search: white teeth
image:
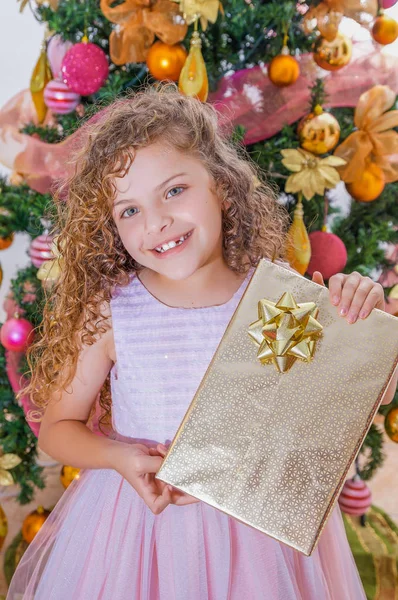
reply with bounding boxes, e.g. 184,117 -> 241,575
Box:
155,232 -> 190,253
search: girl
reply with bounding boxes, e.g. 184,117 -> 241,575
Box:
8,84 -> 396,600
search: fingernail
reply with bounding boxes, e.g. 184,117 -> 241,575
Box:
332,296 -> 340,305
340,306 -> 348,316
347,312 -> 357,324
359,310 -> 368,319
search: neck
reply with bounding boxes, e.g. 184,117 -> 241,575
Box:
139,256 -> 248,309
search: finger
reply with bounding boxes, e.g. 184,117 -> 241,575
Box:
346,278 -> 374,323
134,455 -> 163,475
357,283 -> 385,319
146,484 -> 173,515
312,271 -> 325,287
172,492 -> 200,506
149,448 -> 161,456
339,272 -> 362,317
156,444 -> 169,458
328,273 -> 346,306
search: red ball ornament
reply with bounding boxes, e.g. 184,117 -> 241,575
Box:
61,42 -> 109,96
44,79 -> 80,115
381,0 -> 398,6
338,477 -> 372,516
306,230 -> 347,280
29,233 -> 54,268
0,317 -> 34,352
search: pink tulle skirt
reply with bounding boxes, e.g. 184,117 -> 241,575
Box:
7,443 -> 366,600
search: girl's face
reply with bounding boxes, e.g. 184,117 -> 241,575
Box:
112,141 -> 224,281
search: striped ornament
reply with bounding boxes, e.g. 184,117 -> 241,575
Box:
29,234 -> 54,268
43,79 -> 80,115
338,477 -> 372,516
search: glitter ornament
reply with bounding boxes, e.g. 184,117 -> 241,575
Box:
0,316 -> 34,352
44,79 -> 80,114
61,40 -> 109,96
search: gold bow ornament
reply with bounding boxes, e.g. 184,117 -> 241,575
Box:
334,85 -> 398,184
100,0 -> 188,65
304,0 -> 377,41
281,148 -> 346,201
248,292 -> 323,374
172,0 -> 221,30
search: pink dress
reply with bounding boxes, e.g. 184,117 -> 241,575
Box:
7,272 -> 366,599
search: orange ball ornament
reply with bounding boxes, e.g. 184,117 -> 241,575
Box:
60,465 -> 81,488
297,105 -> 340,154
372,14 -> 398,45
22,506 -> 51,544
313,33 -> 352,71
346,163 -> 385,202
268,48 -> 300,88
146,41 -> 187,82
0,234 -> 14,251
384,406 -> 398,443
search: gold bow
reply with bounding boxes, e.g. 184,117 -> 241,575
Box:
0,452 -> 22,486
100,0 -> 188,65
334,85 -> 398,184
304,0 -> 377,41
172,0 -> 221,30
248,292 -> 323,373
281,148 -> 346,201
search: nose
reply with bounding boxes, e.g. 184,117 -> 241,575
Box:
144,209 -> 173,236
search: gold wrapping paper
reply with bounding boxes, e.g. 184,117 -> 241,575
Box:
156,259 -> 398,556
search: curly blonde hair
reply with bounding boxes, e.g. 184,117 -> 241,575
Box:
21,83 -> 288,431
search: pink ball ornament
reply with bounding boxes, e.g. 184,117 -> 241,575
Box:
306,231 -> 348,280
0,317 -> 34,352
29,233 -> 54,268
47,34 -> 73,79
61,42 -> 109,96
338,477 -> 372,516
44,80 -> 80,115
380,0 -> 398,8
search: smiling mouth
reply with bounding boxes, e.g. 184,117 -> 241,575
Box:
153,230 -> 193,254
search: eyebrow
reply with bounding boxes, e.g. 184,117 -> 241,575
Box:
113,173 -> 188,207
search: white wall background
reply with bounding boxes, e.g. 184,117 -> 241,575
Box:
0,1 -> 398,324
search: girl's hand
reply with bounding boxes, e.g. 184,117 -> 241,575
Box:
116,443 -> 173,515
149,444 -> 200,506
312,271 -> 385,324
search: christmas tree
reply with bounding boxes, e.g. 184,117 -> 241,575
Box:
0,0 -> 397,582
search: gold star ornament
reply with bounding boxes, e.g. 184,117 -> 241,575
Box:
248,292 -> 323,373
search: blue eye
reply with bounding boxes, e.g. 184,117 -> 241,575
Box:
166,186 -> 184,199
121,206 -> 139,218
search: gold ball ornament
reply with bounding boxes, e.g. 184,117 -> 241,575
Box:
384,406 -> 398,443
146,42 -> 188,82
0,234 -> 14,251
268,47 -> 300,88
60,465 -> 81,489
372,14 -> 398,45
22,506 -> 51,544
297,105 -> 340,155
0,504 -> 7,552
313,33 -> 352,71
346,163 -> 385,202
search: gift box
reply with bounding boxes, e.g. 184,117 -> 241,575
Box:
156,259 -> 398,556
